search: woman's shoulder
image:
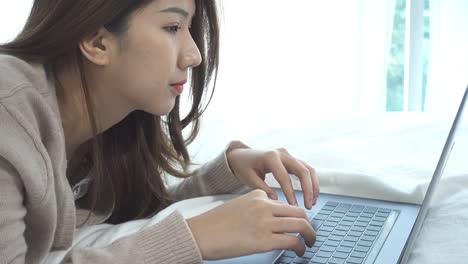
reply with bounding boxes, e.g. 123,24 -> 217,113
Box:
0,54 -> 50,99
0,54 -> 64,163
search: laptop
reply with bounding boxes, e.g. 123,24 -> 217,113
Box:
205,86 -> 467,264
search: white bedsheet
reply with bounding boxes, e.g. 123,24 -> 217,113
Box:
47,113 -> 468,263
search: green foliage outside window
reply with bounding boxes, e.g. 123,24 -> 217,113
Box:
386,0 -> 430,111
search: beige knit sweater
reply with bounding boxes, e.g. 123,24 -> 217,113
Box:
0,54 -> 247,264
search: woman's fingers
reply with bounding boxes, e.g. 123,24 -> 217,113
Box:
270,234 -> 306,256
278,150 -> 315,209
271,217 -> 316,247
270,197 -> 316,244
300,160 -> 320,205
271,202 -> 308,219
264,150 -> 297,205
244,170 -> 278,199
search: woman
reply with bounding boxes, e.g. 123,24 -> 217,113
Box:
0,0 -> 319,263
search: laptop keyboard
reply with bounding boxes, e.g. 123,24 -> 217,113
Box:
274,201 -> 393,264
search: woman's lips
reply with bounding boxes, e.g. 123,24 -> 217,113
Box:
171,80 -> 187,94
171,84 -> 184,94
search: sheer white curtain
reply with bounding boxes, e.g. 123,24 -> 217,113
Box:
199,0 -> 395,124
2,1 -> 397,121
425,0 -> 468,113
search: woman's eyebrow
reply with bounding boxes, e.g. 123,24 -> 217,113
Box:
159,7 -> 190,18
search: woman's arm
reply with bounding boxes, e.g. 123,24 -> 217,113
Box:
0,157 -> 203,264
167,141 -> 251,201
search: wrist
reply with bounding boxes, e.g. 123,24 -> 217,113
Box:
187,215 -> 212,260
225,140 -> 250,172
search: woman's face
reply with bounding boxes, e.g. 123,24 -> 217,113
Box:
104,0 -> 202,116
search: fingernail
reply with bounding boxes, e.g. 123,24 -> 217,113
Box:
309,198 -> 315,207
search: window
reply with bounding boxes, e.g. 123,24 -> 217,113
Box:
386,0 -> 431,111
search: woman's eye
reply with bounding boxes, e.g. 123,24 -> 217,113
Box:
164,25 -> 182,33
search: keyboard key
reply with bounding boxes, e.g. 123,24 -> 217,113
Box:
316,236 -> 327,242
367,225 -> 381,232
348,231 -> 362,237
347,256 -> 364,264
303,252 -> 315,258
315,241 -> 324,247
354,245 -> 370,252
351,226 -> 365,232
320,209 -> 334,215
332,230 -> 347,236
323,206 -> 337,212
357,217 -> 371,223
328,216 -> 341,222
335,204 -> 351,213
320,245 -> 336,252
341,240 -> 355,247
333,251 -> 349,259
324,221 -> 338,227
331,212 -> 345,218
344,235 -> 359,242
293,257 -> 311,264
324,239 -> 340,247
320,225 -> 334,232
354,221 -> 368,227
336,225 -> 351,232
336,246 -> 353,253
283,250 -> 297,257
326,201 -> 339,207
373,216 -> 387,222
310,255 -> 329,264
363,230 -> 379,236
360,212 -> 374,218
346,212 -> 360,218
375,212 -> 390,218
378,208 -> 391,213
363,207 -> 378,214
328,235 -> 345,241
340,220 -> 354,226
343,216 -> 357,222
361,235 -> 376,242
317,230 -> 331,237
369,221 -> 384,227
351,251 -> 367,258
312,220 -> 324,230
357,240 -> 373,247
349,205 -> 365,213
329,257 -> 346,264
314,214 -> 328,221
308,246 -> 320,253
316,250 -> 333,258
278,256 -> 294,263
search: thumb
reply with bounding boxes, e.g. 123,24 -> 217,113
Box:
243,171 -> 277,200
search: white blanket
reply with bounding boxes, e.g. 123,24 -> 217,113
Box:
48,113 -> 468,263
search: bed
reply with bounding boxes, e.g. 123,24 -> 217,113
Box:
47,113 -> 468,263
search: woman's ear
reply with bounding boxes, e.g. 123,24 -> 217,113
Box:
79,27 -> 115,66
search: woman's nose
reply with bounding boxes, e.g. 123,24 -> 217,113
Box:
178,35 -> 202,70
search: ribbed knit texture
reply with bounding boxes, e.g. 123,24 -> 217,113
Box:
0,54 -> 248,263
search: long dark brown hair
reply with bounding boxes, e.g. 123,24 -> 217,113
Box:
0,0 -> 219,225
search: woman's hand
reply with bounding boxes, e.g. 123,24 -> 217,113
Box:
186,190 -> 316,260
226,141 -> 319,209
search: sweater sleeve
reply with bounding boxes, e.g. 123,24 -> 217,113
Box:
62,211 -> 202,264
0,157 -> 28,264
167,141 -> 252,201
0,157 -> 203,264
